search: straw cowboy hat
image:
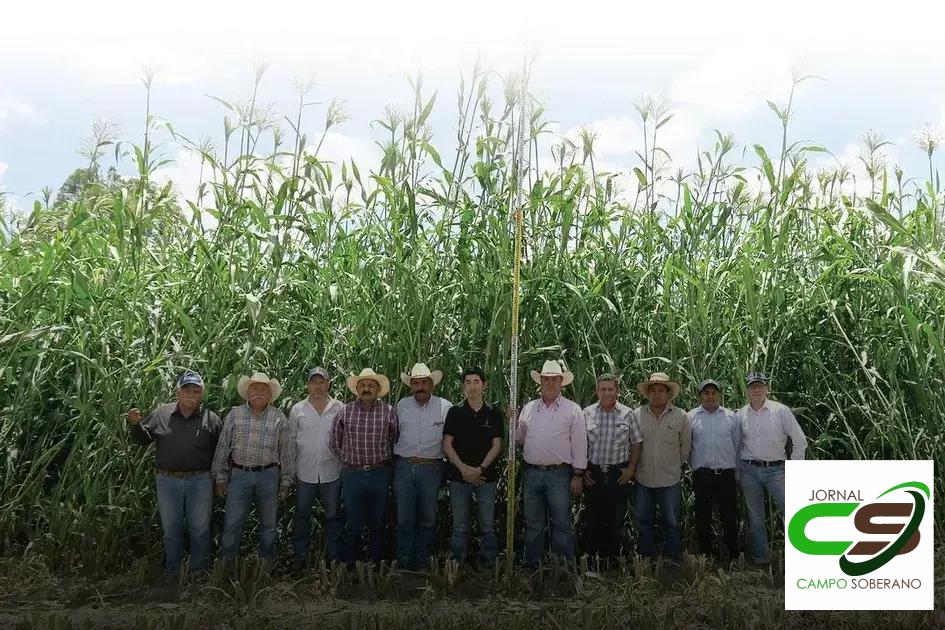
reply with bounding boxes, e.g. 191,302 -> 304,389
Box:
401,362 -> 443,387
530,359 -> 574,386
636,372 -> 680,399
237,372 -> 283,400
346,368 -> 391,397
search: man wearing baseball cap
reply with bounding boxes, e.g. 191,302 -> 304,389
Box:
737,371 -> 808,565
127,370 -> 222,579
688,378 -> 741,562
288,367 -> 345,573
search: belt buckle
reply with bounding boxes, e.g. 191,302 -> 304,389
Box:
713,468 -> 722,475
362,464 -> 373,472
600,464 -> 610,473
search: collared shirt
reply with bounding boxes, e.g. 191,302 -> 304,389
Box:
394,395 -> 453,459
131,403 -> 222,472
443,400 -> 505,482
515,395 -> 588,470
289,396 -> 343,484
329,399 -> 399,467
211,404 -> 296,487
688,405 -> 741,472
584,401 -> 643,466
738,399 -> 807,462
634,403 -> 691,488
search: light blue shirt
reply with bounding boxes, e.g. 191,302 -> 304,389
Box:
394,395 -> 453,459
688,405 -> 741,472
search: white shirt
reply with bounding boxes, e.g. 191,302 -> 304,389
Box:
737,399 -> 807,462
290,397 -> 343,484
394,395 -> 452,459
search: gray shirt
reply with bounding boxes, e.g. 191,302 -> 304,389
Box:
687,405 -> 741,473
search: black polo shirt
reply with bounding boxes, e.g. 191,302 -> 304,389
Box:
443,400 -> 504,482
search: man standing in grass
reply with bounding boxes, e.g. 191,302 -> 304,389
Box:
442,367 -> 503,567
212,372 -> 295,570
515,359 -> 587,569
738,371 -> 807,566
330,368 -> 399,565
688,378 -> 741,562
127,370 -> 222,579
632,372 -> 691,563
288,367 -> 345,574
582,373 -> 642,560
393,362 -> 452,571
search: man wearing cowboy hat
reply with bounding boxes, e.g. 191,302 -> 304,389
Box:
127,370 -> 222,578
330,368 -> 399,564
288,367 -> 345,572
393,362 -> 453,571
688,378 -> 741,562
212,372 -> 295,568
582,373 -> 643,560
632,372 -> 691,562
737,371 -> 807,565
515,359 -> 587,568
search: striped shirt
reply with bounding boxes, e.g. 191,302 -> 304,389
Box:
584,401 -> 643,466
330,399 -> 399,467
211,404 -> 296,487
737,399 -> 807,462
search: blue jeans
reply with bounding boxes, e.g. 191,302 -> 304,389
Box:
634,483 -> 682,560
154,471 -> 213,575
740,463 -> 785,563
448,480 -> 497,565
342,466 -> 392,564
292,478 -> 344,564
220,467 -> 280,562
522,466 -> 574,567
393,459 -> 443,570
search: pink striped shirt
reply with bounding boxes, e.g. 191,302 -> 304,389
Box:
515,395 -> 588,470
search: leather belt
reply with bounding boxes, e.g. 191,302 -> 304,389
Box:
589,461 -> 629,474
232,462 -> 278,472
397,456 -> 443,465
154,468 -> 208,478
343,461 -> 389,472
524,462 -> 569,471
742,459 -> 783,468
697,467 -> 734,475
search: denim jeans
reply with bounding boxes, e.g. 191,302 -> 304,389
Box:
220,467 -> 280,562
154,471 -> 214,575
740,462 -> 785,563
393,459 -> 443,570
634,482 -> 682,560
342,466 -> 392,564
292,477 -> 345,565
448,480 -> 497,565
522,466 -> 574,567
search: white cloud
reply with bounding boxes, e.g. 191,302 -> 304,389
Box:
0,161 -> 7,183
0,98 -> 41,129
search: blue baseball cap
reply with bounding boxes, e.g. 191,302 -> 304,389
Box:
177,371 -> 204,388
746,371 -> 770,385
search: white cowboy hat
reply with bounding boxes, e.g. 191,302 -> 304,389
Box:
401,362 -> 443,387
530,359 -> 574,386
346,368 -> 391,397
237,372 -> 283,400
636,372 -> 680,400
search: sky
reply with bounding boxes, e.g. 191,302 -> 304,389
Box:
2,0 -> 945,209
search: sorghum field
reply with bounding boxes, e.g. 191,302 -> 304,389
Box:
0,66 -> 943,628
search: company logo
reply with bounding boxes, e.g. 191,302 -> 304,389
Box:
788,481 -> 928,576
784,461 -> 933,611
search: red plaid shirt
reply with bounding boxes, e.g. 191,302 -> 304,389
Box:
330,399 -> 399,466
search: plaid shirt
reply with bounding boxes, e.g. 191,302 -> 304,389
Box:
330,399 -> 399,467
211,404 -> 296,487
584,401 -> 644,466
